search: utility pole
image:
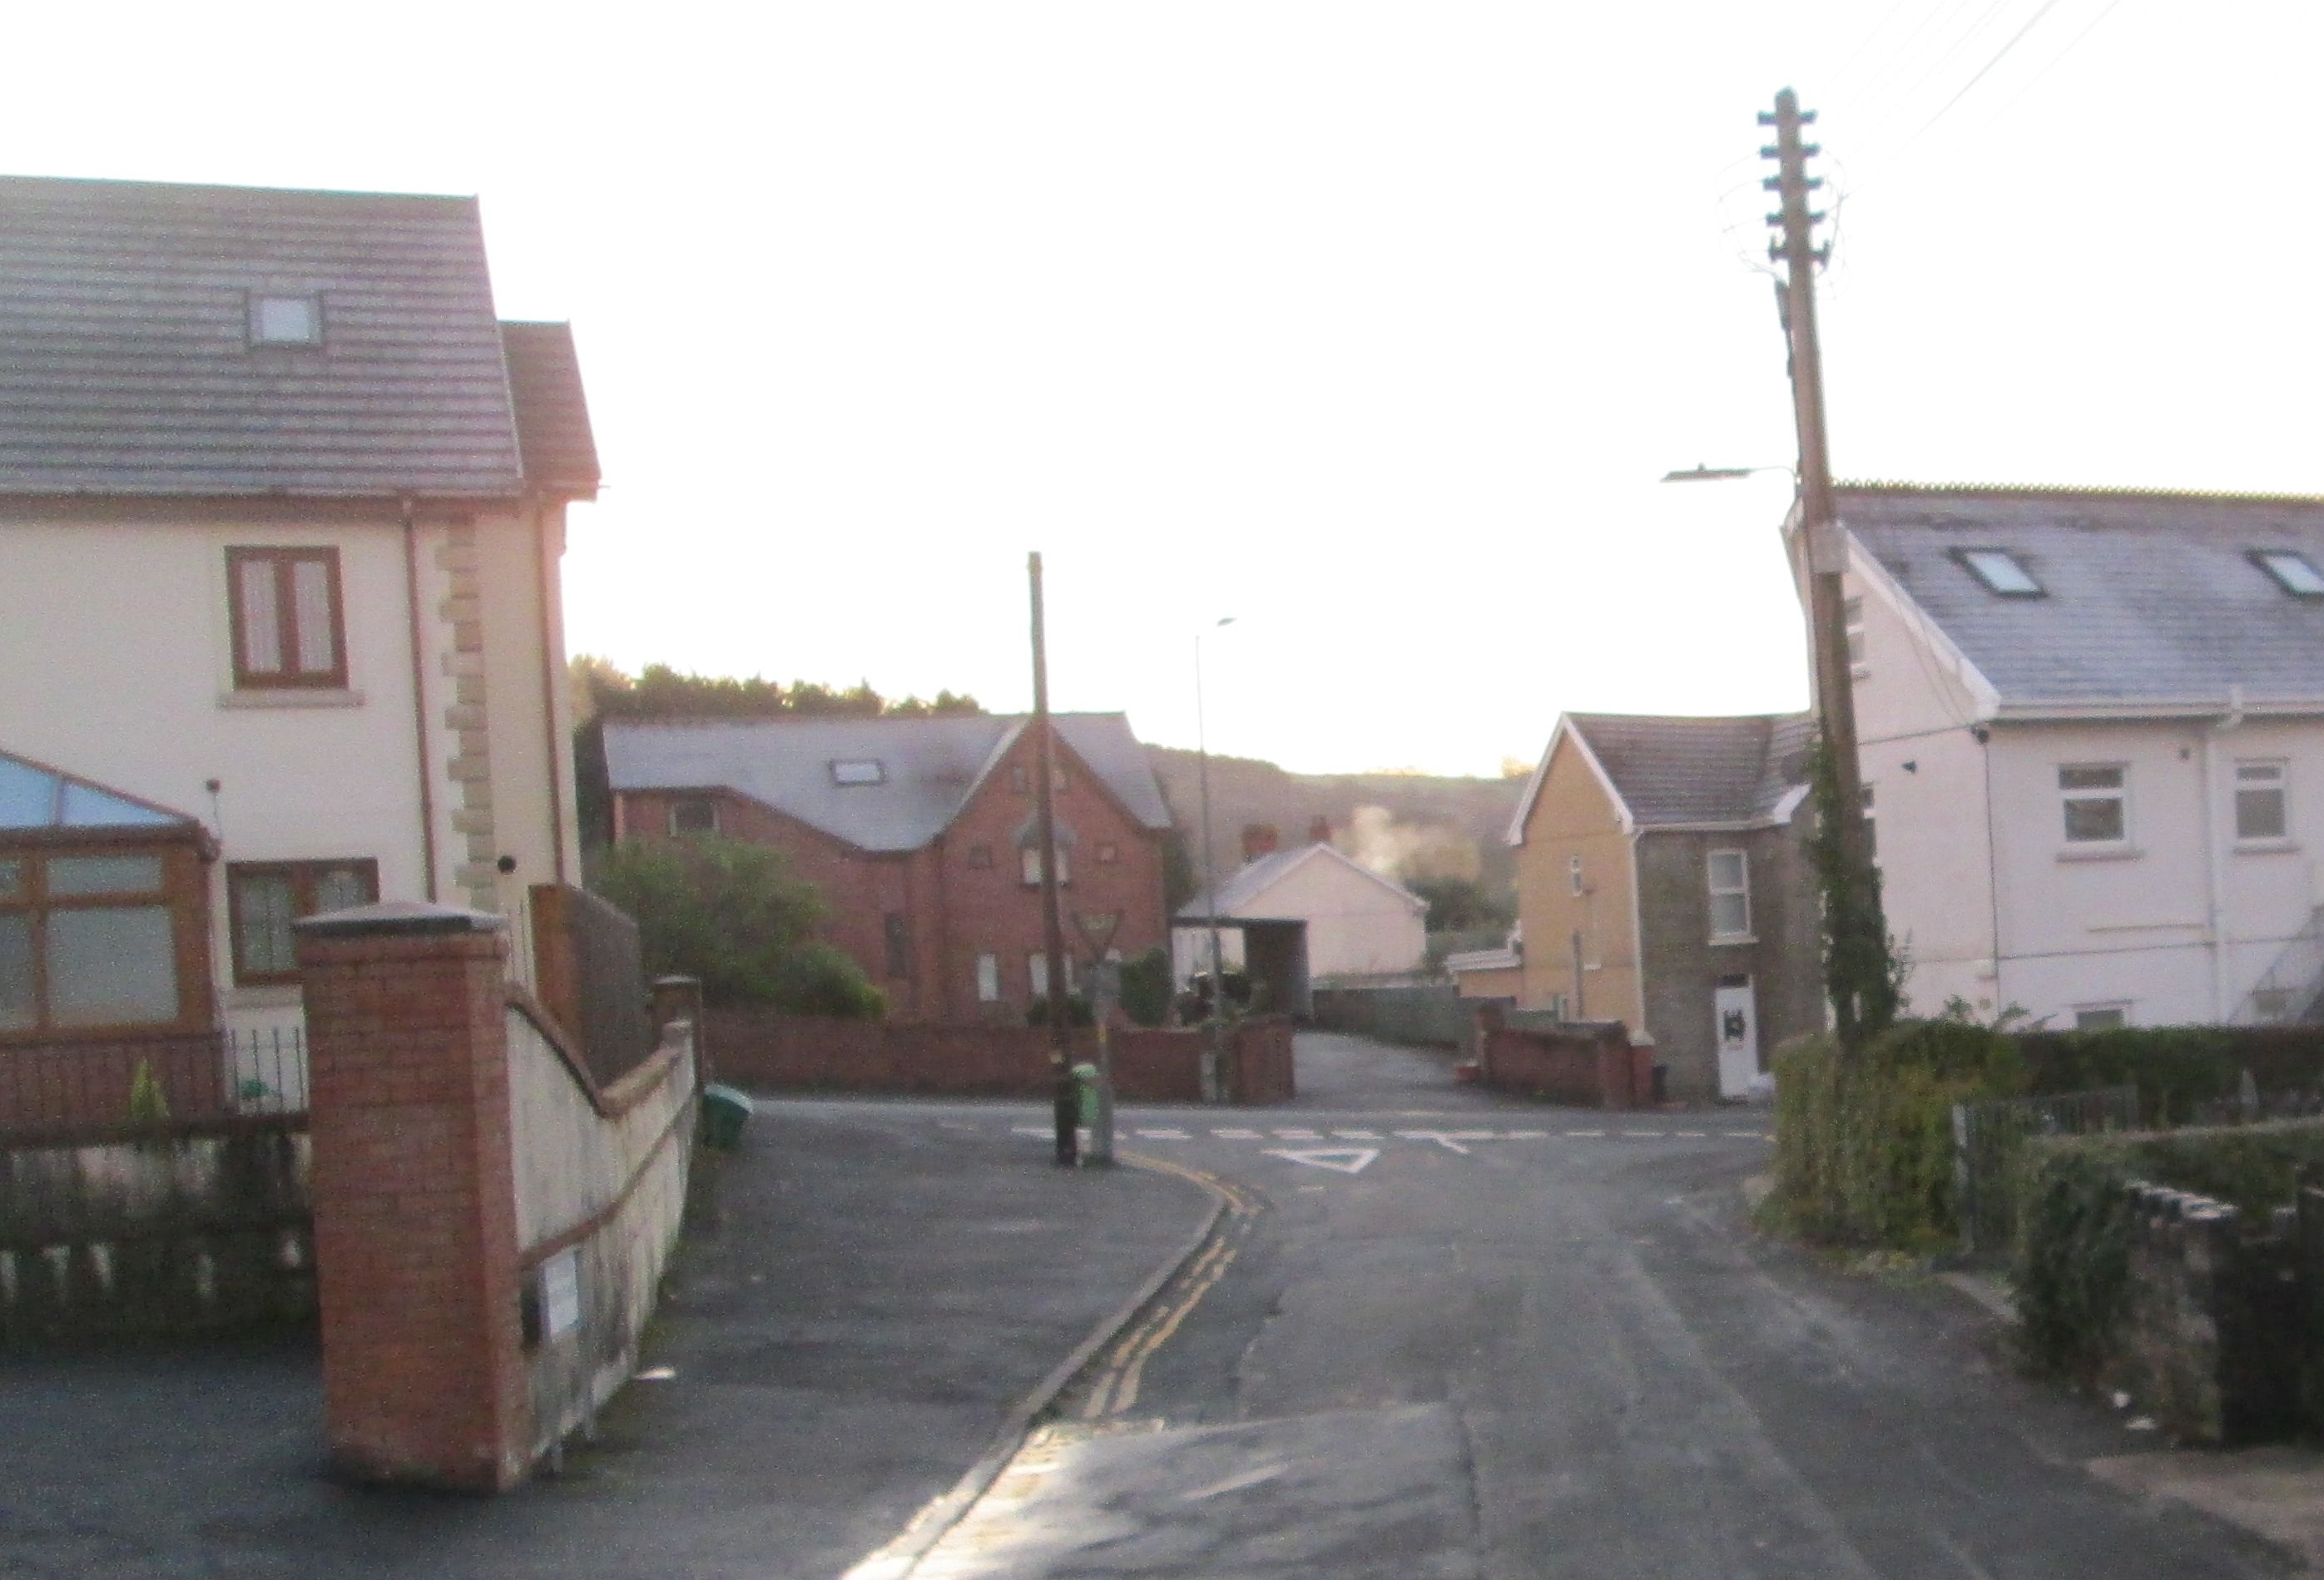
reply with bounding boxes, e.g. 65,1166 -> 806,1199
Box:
1029,552 -> 1076,1165
1762,87 -> 1885,1043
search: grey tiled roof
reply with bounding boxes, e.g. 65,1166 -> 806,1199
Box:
1566,712 -> 1814,827
602,714 -> 1173,853
501,322 -> 600,498
0,174 -> 592,499
1177,841 -> 1426,922
1837,484 -> 2324,707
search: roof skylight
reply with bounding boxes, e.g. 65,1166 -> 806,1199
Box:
1955,548 -> 2043,597
829,759 -> 885,785
2252,549 -> 2324,598
249,293 -> 322,347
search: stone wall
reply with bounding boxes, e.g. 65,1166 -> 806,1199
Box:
2108,1181 -> 2301,1446
0,1120 -> 312,1343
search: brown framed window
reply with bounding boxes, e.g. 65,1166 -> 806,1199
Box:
669,795 -> 719,837
0,840 -> 210,1036
228,859 -> 379,984
227,547 -> 347,690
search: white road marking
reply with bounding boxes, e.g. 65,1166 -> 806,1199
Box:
1134,1127 -> 1191,1140
1212,1127 -> 1263,1140
1676,1130 -> 1707,1138
1622,1129 -> 1661,1138
1565,1129 -> 1604,1137
1505,1130 -> 1549,1139
1331,1129 -> 1382,1140
1263,1147 -> 1379,1175
1394,1129 -> 1497,1155
1272,1127 -> 1324,1140
1010,1126 -> 1051,1137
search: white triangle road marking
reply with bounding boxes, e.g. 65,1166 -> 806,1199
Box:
1262,1147 -> 1380,1176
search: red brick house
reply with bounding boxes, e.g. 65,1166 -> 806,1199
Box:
601,714 -> 1173,1020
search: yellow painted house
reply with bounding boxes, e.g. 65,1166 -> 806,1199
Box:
1500,712 -> 1825,1101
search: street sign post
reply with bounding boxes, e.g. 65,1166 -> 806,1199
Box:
1086,956 -> 1122,1166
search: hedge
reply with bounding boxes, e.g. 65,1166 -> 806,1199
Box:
2014,1024 -> 2324,1124
1771,1018 -> 2025,1249
2015,1117 -> 2324,1379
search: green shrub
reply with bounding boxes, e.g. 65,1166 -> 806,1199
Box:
2014,1117 -> 2324,1379
2018,1026 -> 2240,1124
1772,1018 -> 2024,1249
767,942 -> 886,1019
1118,947 -> 1172,1028
128,1061 -> 170,1125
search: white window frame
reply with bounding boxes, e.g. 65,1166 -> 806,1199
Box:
1021,842 -> 1070,886
2059,764 -> 2129,848
1843,594 -> 1868,678
1956,547 -> 2044,597
2252,549 -> 2324,599
2233,760 -> 2290,845
249,292 -> 323,347
1707,849 -> 1752,942
2072,1003 -> 2129,1031
975,953 -> 1000,1003
1027,951 -> 1078,998
1568,855 -> 1583,897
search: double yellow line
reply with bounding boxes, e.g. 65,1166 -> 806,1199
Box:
1079,1155 -> 1261,1420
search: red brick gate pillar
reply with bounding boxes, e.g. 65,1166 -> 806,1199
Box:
295,900 -> 529,1492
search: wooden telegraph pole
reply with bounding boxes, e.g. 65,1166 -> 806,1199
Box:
1028,552 -> 1077,1165
1762,87 -> 1886,1043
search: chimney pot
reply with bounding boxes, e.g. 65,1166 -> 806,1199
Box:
1308,816 -> 1333,846
1241,823 -> 1279,862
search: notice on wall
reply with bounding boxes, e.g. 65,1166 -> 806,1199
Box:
541,1248 -> 582,1341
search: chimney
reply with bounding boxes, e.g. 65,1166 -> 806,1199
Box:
1308,816 -> 1333,847
1241,823 -> 1279,863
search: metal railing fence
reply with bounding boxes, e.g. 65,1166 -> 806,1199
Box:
1953,1084 -> 2139,1257
0,1026 -> 306,1141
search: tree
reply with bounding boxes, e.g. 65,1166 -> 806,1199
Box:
587,836 -> 885,1017
1406,874 -> 1515,934
573,658 -> 984,724
1808,731 -> 1904,1048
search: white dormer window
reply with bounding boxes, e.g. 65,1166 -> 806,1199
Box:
1955,548 -> 2042,597
830,759 -> 885,785
250,293 -> 322,347
2252,549 -> 2324,598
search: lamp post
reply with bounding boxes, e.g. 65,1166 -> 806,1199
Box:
1193,616 -> 1235,1103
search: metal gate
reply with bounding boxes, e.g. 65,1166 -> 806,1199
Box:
1952,1085 -> 2139,1256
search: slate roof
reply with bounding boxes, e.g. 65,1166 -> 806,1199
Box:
0,174 -> 595,499
601,714 -> 1172,854
1560,712 -> 1814,830
1836,484 -> 2324,709
500,322 -> 601,498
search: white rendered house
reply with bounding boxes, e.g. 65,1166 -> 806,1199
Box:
1176,838 -> 1430,989
0,176 -> 597,1117
1800,484 -> 2324,1030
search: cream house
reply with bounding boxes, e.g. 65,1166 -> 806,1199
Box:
0,176 -> 597,1118
1809,484 -> 2324,1029
1175,834 -> 1429,996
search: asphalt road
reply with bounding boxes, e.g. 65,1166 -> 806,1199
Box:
894,1033 -> 2292,1579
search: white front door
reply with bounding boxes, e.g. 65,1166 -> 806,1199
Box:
1714,978 -> 1759,1099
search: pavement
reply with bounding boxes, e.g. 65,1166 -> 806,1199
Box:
0,1092 -> 1217,1579
8,1028 -> 2324,1578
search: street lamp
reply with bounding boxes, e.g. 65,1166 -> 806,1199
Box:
1193,616 -> 1235,1102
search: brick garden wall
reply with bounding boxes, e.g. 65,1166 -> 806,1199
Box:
705,1007 -> 1294,1104
1473,1004 -> 1653,1109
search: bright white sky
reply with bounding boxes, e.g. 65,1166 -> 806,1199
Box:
10,3 -> 2320,775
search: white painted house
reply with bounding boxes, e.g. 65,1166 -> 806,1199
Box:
1806,484 -> 2324,1030
0,176 -> 597,1117
1175,839 -> 1430,987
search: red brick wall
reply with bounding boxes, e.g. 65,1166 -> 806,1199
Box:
1472,1004 -> 1646,1109
703,1008 -> 1293,1105
297,922 -> 530,1491
617,727 -> 1167,1024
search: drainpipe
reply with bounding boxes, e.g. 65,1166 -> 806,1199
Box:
2203,688 -> 2244,1021
529,493 -> 570,884
401,498 -> 439,902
